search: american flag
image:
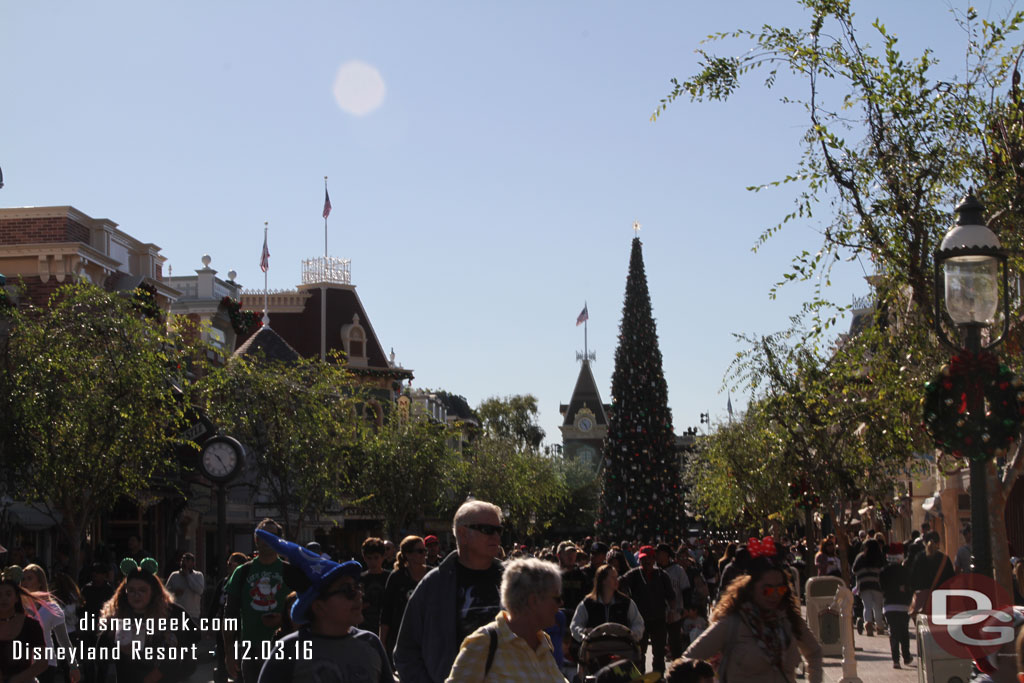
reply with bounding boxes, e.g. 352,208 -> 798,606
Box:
260,233 -> 270,273
576,303 -> 589,326
323,187 -> 332,219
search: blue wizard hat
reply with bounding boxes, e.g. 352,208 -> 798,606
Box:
255,530 -> 361,625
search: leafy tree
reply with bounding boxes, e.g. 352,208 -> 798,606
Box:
200,352 -> 360,537
352,411 -> 465,538
551,453 -> 601,535
685,402 -> 791,531
657,0 -> 1024,588
6,283 -> 194,574
597,238 -> 683,542
477,395 -> 545,451
464,395 -> 566,540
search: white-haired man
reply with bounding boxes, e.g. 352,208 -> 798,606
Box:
395,500 -> 505,683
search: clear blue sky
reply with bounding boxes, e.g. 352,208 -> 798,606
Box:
1,1 -> 1014,447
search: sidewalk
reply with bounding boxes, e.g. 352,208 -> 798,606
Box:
819,629 -> 919,683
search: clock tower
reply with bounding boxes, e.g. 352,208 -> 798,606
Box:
559,357 -> 610,468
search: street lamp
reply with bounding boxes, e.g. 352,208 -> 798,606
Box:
933,192 -> 1011,578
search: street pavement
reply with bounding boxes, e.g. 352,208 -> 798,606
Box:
819,630 -> 920,683
184,625 -> 933,682
186,634 -> 929,683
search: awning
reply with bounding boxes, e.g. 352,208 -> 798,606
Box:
5,502 -> 61,531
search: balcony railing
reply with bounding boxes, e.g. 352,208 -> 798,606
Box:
302,256 -> 351,285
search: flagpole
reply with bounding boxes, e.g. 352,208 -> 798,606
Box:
262,221 -> 269,328
584,301 -> 588,362
321,176 -> 328,362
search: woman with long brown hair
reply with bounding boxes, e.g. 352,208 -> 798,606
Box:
685,542 -> 822,683
569,563 -> 644,644
97,559 -> 194,683
379,536 -> 429,662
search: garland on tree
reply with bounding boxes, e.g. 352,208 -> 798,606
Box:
220,296 -> 263,337
788,478 -> 820,511
922,350 -> 1024,461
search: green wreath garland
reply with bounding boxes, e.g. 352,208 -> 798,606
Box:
922,351 -> 1024,461
220,296 -> 263,337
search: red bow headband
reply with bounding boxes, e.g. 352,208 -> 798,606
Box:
748,536 -> 777,559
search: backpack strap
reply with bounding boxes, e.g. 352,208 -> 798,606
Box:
483,623 -> 499,677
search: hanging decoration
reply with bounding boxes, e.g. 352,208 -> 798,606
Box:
788,478 -> 820,511
221,296 -> 263,337
922,350 -> 1024,461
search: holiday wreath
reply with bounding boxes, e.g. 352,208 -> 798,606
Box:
220,296 -> 263,337
922,350 -> 1024,460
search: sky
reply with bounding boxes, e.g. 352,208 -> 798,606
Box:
1,0 -> 1017,448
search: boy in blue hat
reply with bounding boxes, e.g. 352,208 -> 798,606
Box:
254,530 -> 392,683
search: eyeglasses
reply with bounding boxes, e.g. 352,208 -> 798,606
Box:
761,584 -> 789,598
322,583 -> 362,600
408,547 -> 427,554
125,588 -> 150,597
464,523 -> 504,536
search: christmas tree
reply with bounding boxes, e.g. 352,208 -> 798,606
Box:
596,237 -> 683,542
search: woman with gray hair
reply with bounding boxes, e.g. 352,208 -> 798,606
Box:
446,558 -> 567,682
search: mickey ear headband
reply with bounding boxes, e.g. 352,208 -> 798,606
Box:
0,565 -> 23,584
120,558 -> 159,577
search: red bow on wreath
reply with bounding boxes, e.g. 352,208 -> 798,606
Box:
748,536 -> 777,559
949,351 -> 999,378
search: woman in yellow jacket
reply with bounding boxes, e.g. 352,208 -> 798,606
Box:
447,558 -> 567,682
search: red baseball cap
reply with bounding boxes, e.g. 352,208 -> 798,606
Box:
424,535 -> 439,545
638,545 -> 656,559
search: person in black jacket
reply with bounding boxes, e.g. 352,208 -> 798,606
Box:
569,564 -> 645,644
622,545 -> 675,673
879,543 -> 913,669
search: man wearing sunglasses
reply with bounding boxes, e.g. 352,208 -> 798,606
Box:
395,500 -> 505,683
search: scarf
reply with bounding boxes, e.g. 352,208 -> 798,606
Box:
738,601 -> 791,670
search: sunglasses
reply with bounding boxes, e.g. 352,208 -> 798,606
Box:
464,523 -> 504,536
322,583 -> 362,600
761,584 -> 789,598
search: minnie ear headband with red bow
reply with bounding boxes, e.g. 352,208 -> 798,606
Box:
747,536 -> 777,560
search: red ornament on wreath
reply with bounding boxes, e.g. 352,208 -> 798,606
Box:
923,350 -> 1024,461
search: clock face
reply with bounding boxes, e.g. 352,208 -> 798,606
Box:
201,439 -> 241,480
578,417 -> 593,432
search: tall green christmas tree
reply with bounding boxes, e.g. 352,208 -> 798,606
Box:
596,236 -> 683,542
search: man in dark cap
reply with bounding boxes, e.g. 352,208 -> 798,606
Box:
656,543 -> 690,658
583,542 -> 609,589
623,545 -> 675,673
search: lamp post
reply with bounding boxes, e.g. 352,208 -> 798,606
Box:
933,192 -> 1011,578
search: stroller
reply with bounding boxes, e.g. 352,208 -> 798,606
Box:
577,622 -> 643,677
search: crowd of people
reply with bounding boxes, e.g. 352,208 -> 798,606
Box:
3,511 -> 1024,682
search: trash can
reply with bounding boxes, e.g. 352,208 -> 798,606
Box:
805,576 -> 845,656
915,614 -> 971,683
